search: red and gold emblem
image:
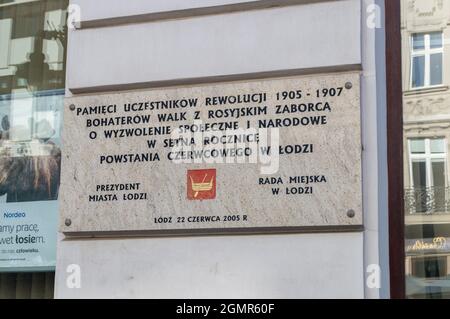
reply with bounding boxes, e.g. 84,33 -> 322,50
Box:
187,169 -> 216,200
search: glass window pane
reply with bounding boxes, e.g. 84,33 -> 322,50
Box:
430,32 -> 443,49
432,161 -> 446,211
412,161 -> 427,213
410,139 -> 426,154
412,257 -> 447,279
412,55 -> 425,87
430,53 -> 443,86
402,1 -> 450,301
0,0 -> 67,285
413,33 -> 425,50
412,161 -> 427,188
432,161 -> 445,188
431,139 -> 446,153
12,3 -> 41,39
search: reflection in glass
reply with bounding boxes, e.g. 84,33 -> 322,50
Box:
410,31 -> 443,88
430,53 -> 443,86
0,92 -> 63,202
412,55 -> 425,88
410,139 -> 426,154
402,0 -> 450,299
430,32 -> 443,49
413,33 -> 425,50
0,0 -> 67,203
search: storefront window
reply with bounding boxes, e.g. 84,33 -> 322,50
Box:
0,0 -> 68,298
402,0 -> 450,299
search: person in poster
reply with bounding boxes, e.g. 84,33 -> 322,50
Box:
0,114 -> 61,203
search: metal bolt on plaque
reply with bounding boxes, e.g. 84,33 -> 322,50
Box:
345,82 -> 353,90
69,104 -> 76,111
65,218 -> 72,227
347,209 -> 356,218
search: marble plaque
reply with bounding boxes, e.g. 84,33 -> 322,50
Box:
60,72 -> 362,235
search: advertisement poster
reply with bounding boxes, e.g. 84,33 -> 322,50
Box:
0,91 -> 62,271
0,202 -> 58,270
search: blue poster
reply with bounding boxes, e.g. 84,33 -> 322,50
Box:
0,91 -> 63,271
0,201 -> 58,271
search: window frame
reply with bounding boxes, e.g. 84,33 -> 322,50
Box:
408,138 -> 448,189
410,32 -> 444,89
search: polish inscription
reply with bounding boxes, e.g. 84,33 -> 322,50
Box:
60,72 -> 362,234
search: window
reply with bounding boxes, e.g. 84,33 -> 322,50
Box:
408,138 -> 447,213
411,32 -> 444,88
0,0 -> 68,299
412,256 -> 448,280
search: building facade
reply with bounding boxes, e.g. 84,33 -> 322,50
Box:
402,0 -> 450,298
0,0 -> 446,299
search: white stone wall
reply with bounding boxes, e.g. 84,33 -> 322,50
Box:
55,0 -> 389,298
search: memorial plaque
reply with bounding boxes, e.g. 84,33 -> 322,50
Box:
60,72 -> 362,235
